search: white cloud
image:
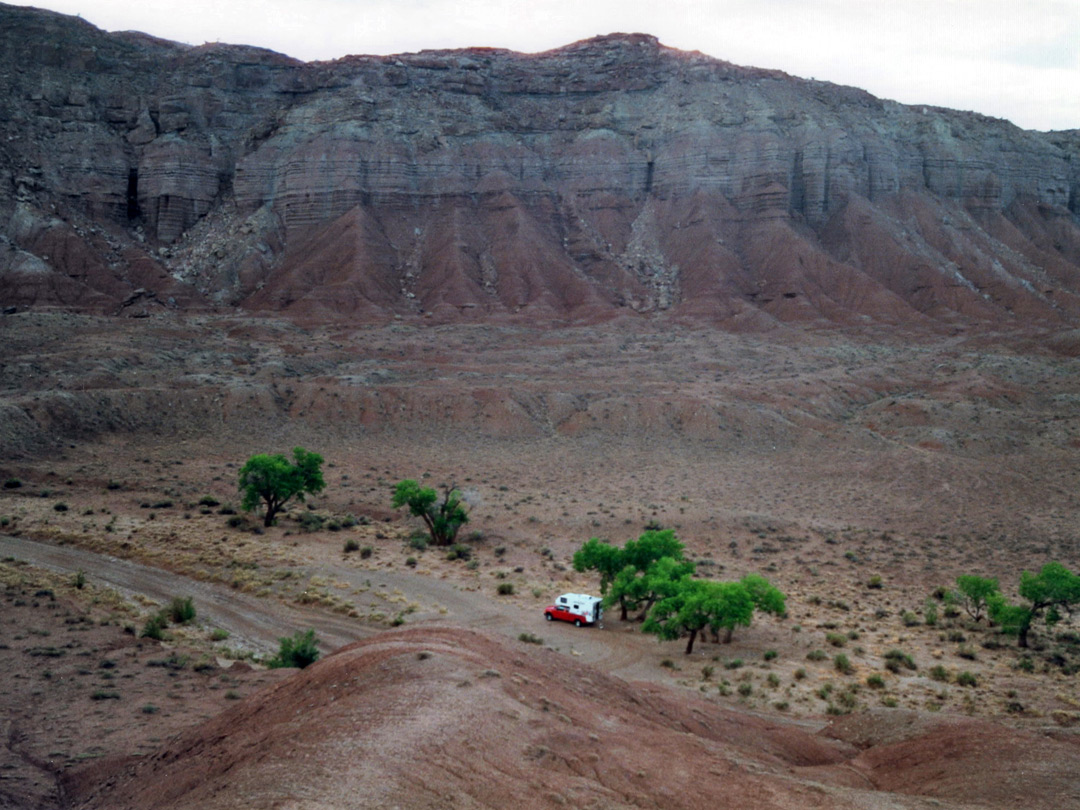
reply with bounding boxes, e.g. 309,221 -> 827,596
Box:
30,0 -> 1080,130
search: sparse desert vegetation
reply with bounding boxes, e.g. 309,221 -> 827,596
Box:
2,314 -> 1080,808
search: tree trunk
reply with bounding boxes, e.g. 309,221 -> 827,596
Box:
723,626 -> 734,644
635,598 -> 656,622
685,629 -> 698,655
619,598 -> 628,621
1018,622 -> 1030,648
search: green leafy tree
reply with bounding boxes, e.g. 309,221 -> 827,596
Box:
954,575 -> 999,622
989,562 -> 1080,648
644,579 -> 755,655
572,538 -> 625,596
605,531 -> 693,621
238,447 -> 325,527
740,573 -> 787,616
392,480 -> 468,546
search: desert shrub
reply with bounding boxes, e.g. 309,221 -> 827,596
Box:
72,570 -> 86,590
867,574 -> 883,589
53,502 -> 68,512
268,629 -> 320,669
359,546 -> 374,559
198,495 -> 221,507
210,628 -> 230,641
835,687 -> 859,710
956,671 -> 978,687
834,654 -> 854,675
408,532 -> 429,551
1016,656 -> 1035,672
724,658 -> 744,670
405,556 -> 418,568
923,600 -> 938,626
3,478 -> 22,489
825,632 -> 846,647
106,480 -> 122,490
151,500 -> 173,509
446,543 -> 471,561
929,665 -> 949,682
806,649 -> 827,661
737,682 -> 753,697
496,582 -> 515,596
948,630 -> 967,643
141,613 -> 167,640
226,515 -> 248,529
901,610 -> 920,627
957,644 -> 977,660
763,649 -> 778,661
517,632 -> 543,644
883,649 -> 917,672
493,546 -> 507,557
766,673 -> 780,688
298,512 -> 325,532
166,596 -> 196,624
343,537 -> 360,553
701,665 -> 715,680
141,704 -> 159,714
866,673 -> 885,689
90,689 -> 120,701
793,667 -> 807,681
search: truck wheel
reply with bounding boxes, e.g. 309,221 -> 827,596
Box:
574,619 -> 582,627
544,613 -> 553,621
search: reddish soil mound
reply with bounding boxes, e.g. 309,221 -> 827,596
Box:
66,627 -> 1080,810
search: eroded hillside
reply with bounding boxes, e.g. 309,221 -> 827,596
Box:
1,4 -> 1078,326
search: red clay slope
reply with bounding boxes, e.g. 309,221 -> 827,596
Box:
66,626 -> 1080,810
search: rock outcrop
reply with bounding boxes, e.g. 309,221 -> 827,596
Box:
1,3 -> 1078,326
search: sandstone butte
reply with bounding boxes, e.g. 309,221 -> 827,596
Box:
0,2 -> 1078,328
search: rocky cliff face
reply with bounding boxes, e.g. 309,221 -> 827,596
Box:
1,3 -> 1078,326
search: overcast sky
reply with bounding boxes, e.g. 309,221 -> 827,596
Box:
29,0 -> 1080,131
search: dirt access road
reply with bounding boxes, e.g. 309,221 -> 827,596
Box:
0,535 -> 659,680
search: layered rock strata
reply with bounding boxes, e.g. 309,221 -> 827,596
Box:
0,4 -> 1078,326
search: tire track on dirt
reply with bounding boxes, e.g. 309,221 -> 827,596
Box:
0,535 -> 368,654
0,535 -> 658,680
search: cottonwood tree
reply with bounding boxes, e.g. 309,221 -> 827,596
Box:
392,479 -> 468,546
954,575 -> 1000,622
644,579 -> 756,655
989,562 -> 1080,648
601,530 -> 691,620
572,538 -> 626,596
238,447 -> 325,527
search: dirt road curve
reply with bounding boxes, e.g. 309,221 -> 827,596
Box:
0,535 -> 654,678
